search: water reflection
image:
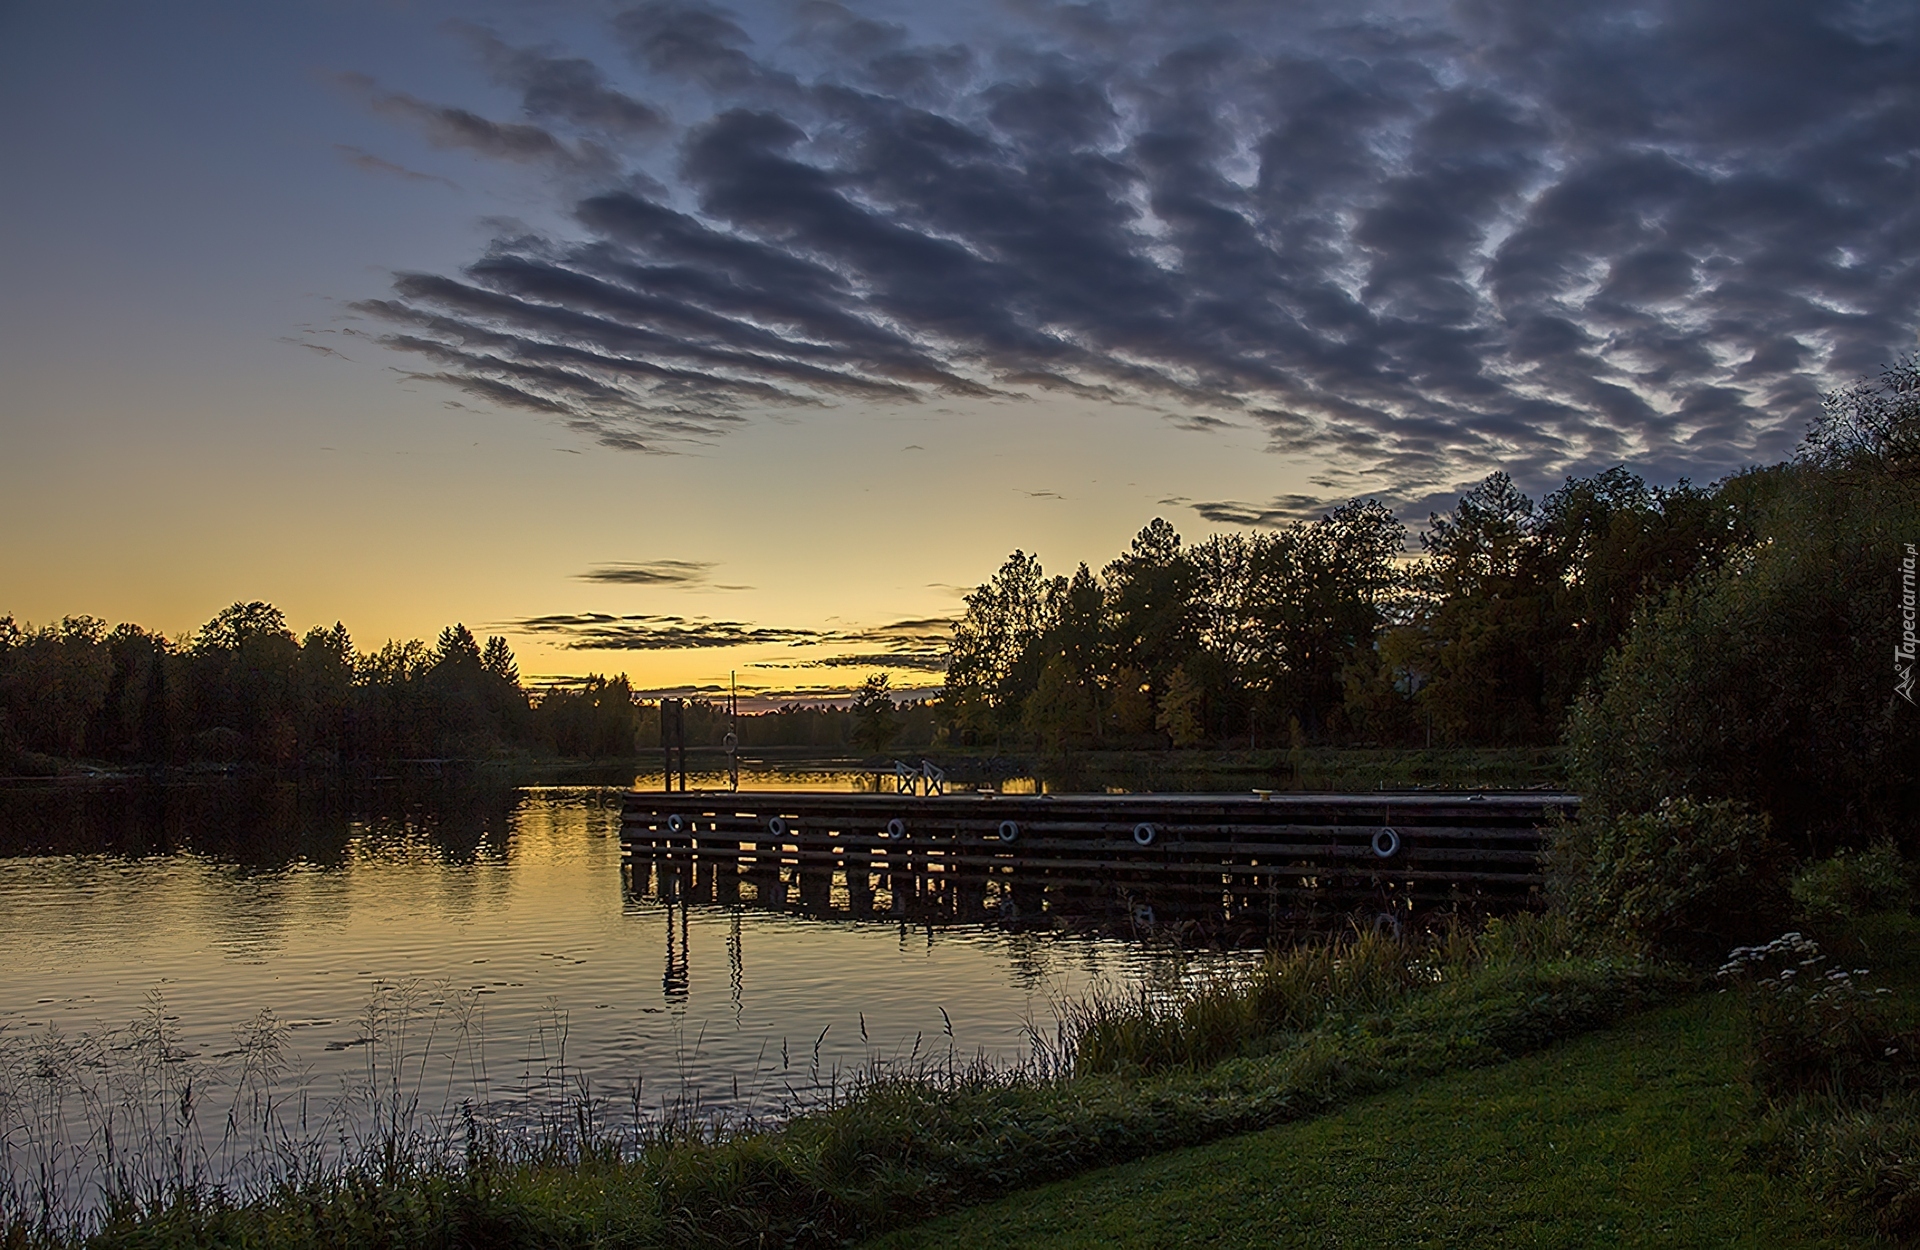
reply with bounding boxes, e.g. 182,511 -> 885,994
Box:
625,843 -> 1344,950
0,776 -> 1240,1148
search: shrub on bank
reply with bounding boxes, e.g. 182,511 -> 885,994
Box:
1548,796 -> 1788,958
1791,844 -> 1915,924
1717,932 -> 1906,1100
1565,465 -> 1920,855
1718,910 -> 1920,1242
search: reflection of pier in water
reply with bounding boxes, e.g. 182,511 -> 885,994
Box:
621,791 -> 1572,944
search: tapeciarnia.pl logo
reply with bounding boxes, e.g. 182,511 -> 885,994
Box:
1900,543 -> 1917,704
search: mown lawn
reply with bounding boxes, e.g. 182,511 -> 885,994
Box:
868,992 -> 1873,1249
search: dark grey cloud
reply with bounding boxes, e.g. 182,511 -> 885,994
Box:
334,145 -> 462,189
576,558 -> 734,585
506,610 -> 953,658
355,0 -> 1920,497
336,72 -> 615,174
455,25 -> 671,139
752,652 -> 949,671
812,652 -> 947,671
509,612 -> 823,649
1190,495 -> 1335,527
838,616 -> 955,659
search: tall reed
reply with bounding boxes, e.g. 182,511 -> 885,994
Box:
1066,925 -> 1431,1076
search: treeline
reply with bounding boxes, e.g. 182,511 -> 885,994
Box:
944,469 -> 1741,751
946,355 -> 1920,853
642,688 -> 938,755
0,602 -> 542,769
0,604 -> 931,772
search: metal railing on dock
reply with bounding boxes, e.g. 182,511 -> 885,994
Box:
619,789 -> 1574,942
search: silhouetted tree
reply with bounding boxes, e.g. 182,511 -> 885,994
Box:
851,673 -> 899,755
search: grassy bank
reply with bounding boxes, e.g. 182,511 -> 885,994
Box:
870,992 -> 1866,1248
873,909 -> 1920,1249
5,926 -> 1674,1249
23,914 -> 1910,1248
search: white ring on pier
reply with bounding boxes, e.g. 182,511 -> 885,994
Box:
667,813 -> 684,834
997,820 -> 1020,843
1133,822 -> 1158,847
886,817 -> 907,838
1372,827 -> 1402,859
1373,911 -> 1403,939
768,816 -> 788,838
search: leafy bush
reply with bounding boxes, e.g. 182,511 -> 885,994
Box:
1717,932 -> 1906,1100
1567,464 -> 1920,855
1792,844 -> 1915,924
1549,797 -> 1787,955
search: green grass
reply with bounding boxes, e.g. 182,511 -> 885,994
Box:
868,992 -> 1871,1249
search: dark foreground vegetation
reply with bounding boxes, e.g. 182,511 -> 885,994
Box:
4,363 -> 1919,1246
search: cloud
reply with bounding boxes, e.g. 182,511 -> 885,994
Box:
576,558 -> 725,585
509,612 -> 823,649
334,144 -> 462,189
769,652 -> 950,671
334,72 -> 615,174
355,0 -> 1920,492
505,610 -> 953,659
1190,495 -> 1338,527
531,674 -> 938,711
834,616 -> 955,660
454,24 -> 671,139
282,337 -> 351,360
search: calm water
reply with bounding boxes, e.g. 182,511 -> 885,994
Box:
0,775 -> 1227,1141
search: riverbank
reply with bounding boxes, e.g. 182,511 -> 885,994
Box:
877,909 -> 1920,1248
870,992 -> 1865,1248
10,921 -> 1679,1248
19,909 -> 1917,1246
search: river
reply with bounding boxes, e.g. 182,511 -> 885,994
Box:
0,770 -> 1242,1208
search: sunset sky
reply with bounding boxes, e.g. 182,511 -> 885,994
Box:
3,0 -> 1915,700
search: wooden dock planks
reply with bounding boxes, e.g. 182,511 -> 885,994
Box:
619,789 -> 1574,938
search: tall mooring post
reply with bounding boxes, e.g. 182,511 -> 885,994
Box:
660,698 -> 688,792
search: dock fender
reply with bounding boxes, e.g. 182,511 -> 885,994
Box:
667,813 -> 685,834
1132,822 -> 1159,847
997,820 -> 1020,843
768,816 -> 789,838
887,817 -> 907,838
1371,827 -> 1402,859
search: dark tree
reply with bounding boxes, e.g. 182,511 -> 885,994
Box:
851,673 -> 899,755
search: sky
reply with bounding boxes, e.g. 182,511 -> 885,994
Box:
2,0 -> 1915,701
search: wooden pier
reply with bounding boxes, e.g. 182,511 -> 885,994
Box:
620,789 -> 1574,942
